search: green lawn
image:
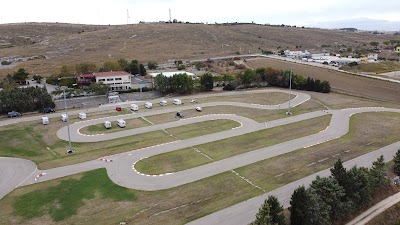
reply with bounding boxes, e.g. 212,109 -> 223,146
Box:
13,169 -> 136,222
135,115 -> 331,174
79,117 -> 151,135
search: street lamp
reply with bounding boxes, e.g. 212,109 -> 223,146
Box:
286,69 -> 293,115
61,86 -> 74,154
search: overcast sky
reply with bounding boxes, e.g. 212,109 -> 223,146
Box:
1,0 -> 400,28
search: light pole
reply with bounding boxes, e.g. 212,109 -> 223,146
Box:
62,86 -> 74,154
287,69 -> 293,115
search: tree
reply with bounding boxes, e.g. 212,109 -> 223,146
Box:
331,159 -> 348,188
153,74 -> 169,95
88,83 -> 109,95
75,62 -> 97,74
346,167 -> 372,209
139,63 -> 146,75
370,41 -> 379,49
290,186 -> 307,225
194,62 -> 204,70
12,68 -> 29,84
267,196 -> 286,225
60,64 -> 74,77
370,155 -> 387,190
147,61 -> 158,70
251,199 -> 273,225
393,149 -> 400,175
32,75 -> 43,84
103,61 -> 122,72
117,58 -> 128,70
200,73 -> 214,91
310,176 -> 350,220
177,64 -> 187,70
126,60 -> 145,75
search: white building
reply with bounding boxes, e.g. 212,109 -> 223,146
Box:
94,71 -> 132,91
284,50 -> 311,59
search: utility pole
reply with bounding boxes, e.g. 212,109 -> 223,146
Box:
62,87 -> 74,154
287,69 -> 293,115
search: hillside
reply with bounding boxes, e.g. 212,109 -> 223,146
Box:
0,22 -> 397,77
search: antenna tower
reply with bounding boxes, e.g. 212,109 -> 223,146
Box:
127,9 -> 130,24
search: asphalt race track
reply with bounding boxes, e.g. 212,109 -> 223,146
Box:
1,89 -> 399,225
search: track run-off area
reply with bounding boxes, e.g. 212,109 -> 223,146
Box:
1,88 -> 400,225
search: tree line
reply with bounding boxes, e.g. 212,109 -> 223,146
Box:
251,155 -> 393,225
0,86 -> 54,114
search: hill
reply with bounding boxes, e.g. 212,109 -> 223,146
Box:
0,22 -> 397,77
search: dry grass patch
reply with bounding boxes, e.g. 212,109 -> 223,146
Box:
135,115 -> 331,174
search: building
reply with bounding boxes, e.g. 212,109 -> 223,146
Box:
77,71 -> 132,90
284,50 -> 311,59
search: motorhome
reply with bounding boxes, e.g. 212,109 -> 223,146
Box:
130,104 -> 139,111
195,107 -> 202,112
117,119 -> 126,128
78,112 -> 87,119
160,100 -> 168,106
104,121 -> 112,129
173,99 -> 182,105
61,114 -> 68,122
42,116 -> 49,125
145,102 -> 153,109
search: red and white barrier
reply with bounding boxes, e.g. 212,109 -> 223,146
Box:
100,158 -> 113,163
34,172 -> 46,181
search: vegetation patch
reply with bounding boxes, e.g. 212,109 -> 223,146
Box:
13,169 -> 136,222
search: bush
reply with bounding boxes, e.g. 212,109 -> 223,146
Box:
348,62 -> 358,67
223,83 -> 236,91
177,64 -> 187,70
1,60 -> 11,65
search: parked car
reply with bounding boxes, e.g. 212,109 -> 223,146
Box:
7,111 -> 22,117
130,104 -> 139,111
195,107 -> 202,112
145,102 -> 153,109
43,108 -> 56,113
173,99 -> 182,105
160,100 -> 168,106
116,106 -> 122,111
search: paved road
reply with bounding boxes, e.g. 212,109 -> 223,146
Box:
0,157 -> 37,199
346,192 -> 400,225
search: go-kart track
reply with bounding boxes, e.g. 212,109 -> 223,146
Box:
1,89 -> 400,225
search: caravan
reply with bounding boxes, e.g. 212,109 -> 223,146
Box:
117,119 -> 126,128
130,104 -> 139,111
78,112 -> 87,119
145,102 -> 153,109
173,99 -> 182,105
61,114 -> 68,122
42,116 -> 49,125
104,121 -> 112,129
159,100 -> 168,106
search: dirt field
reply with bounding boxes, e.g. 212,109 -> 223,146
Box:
0,22 -> 396,77
246,58 -> 400,102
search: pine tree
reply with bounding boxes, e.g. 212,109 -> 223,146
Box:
370,155 -> 387,190
252,199 -> 273,225
330,159 -> 348,188
393,149 -> 400,175
267,196 -> 286,225
290,186 -> 307,225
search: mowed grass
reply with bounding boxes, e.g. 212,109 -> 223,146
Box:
196,92 -> 294,105
1,112 -> 399,225
135,115 -> 331,174
166,119 -> 240,139
79,117 -> 151,134
12,169 -> 136,222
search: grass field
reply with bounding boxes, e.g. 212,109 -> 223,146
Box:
135,115 -> 331,174
246,57 -> 400,103
1,112 -> 399,225
341,61 -> 400,74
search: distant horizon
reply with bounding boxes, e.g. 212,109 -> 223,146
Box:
1,0 -> 400,31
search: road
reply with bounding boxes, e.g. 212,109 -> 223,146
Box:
346,192 -> 400,225
0,89 -> 400,225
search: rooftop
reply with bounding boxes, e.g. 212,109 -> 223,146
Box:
80,71 -> 131,78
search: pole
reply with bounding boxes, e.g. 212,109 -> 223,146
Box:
63,88 -> 73,153
287,69 -> 292,115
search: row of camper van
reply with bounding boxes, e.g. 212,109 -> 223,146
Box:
130,99 -> 183,111
41,112 -> 87,125
104,119 -> 126,129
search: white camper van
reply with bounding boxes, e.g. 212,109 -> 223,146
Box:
104,121 -> 112,129
42,116 -> 49,125
195,106 -> 202,112
61,114 -> 68,122
160,100 -> 168,106
173,99 -> 182,105
78,112 -> 87,119
145,102 -> 153,109
130,104 -> 139,111
117,119 -> 126,128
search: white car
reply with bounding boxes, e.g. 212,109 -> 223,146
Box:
160,100 -> 168,106
195,107 -> 202,112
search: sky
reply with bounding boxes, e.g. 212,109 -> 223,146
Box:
1,0 -> 400,29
